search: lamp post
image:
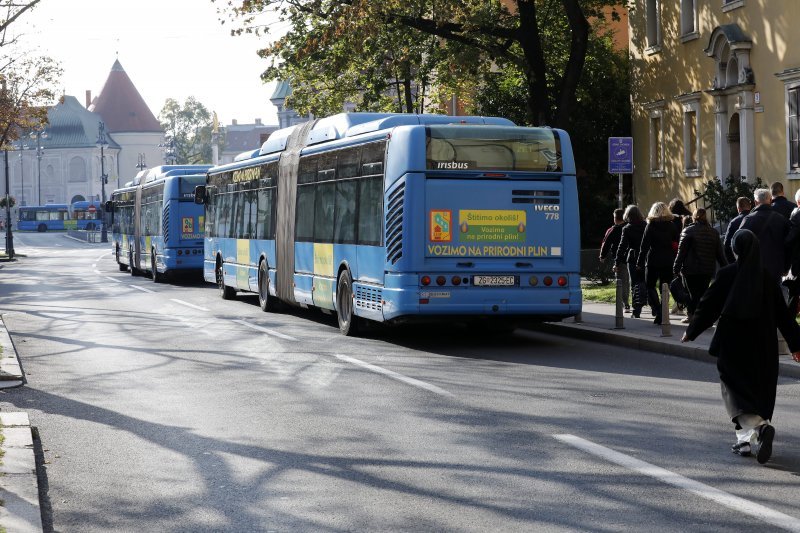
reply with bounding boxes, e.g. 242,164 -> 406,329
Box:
4,150 -> 13,259
17,150 -> 24,206
96,122 -> 109,243
30,129 -> 47,206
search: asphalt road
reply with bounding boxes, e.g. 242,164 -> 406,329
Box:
2,233 -> 800,532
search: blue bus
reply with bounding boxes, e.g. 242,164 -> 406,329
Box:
107,165 -> 211,282
18,204 -> 70,231
70,200 -> 104,230
196,113 -> 581,335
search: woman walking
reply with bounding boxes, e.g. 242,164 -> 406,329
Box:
637,202 -> 679,324
682,229 -> 800,464
673,208 -> 728,322
614,205 -> 646,317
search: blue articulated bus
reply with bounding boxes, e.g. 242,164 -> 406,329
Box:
196,112 -> 581,335
107,165 -> 211,282
18,204 -> 70,231
70,200 -> 104,230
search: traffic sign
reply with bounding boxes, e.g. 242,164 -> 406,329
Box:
88,205 -> 97,213
608,137 -> 633,174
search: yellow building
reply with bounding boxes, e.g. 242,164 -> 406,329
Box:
630,1 -> 800,213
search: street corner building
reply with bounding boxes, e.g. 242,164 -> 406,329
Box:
629,1 -> 800,210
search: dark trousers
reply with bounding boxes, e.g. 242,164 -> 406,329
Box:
628,263 -> 645,312
646,266 -> 672,319
683,274 -> 712,316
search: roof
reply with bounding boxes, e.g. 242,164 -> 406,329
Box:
270,80 -> 292,101
90,60 -> 162,134
40,95 -> 120,150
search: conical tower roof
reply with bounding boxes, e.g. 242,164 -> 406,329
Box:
91,59 -> 162,133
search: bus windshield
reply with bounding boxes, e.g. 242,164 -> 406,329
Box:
426,126 -> 561,172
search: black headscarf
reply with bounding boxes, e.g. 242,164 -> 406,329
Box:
723,229 -> 764,320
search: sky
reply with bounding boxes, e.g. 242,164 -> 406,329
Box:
18,0 -> 282,126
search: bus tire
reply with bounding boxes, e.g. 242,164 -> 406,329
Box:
336,269 -> 360,336
151,250 -> 163,283
116,247 -> 127,271
37,224 -> 46,232
258,260 -> 276,312
217,260 -> 235,300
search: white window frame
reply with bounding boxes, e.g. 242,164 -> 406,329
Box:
645,100 -> 666,178
680,0 -> 699,42
722,0 -> 745,13
776,68 -> 800,178
677,93 -> 702,177
645,0 -> 662,54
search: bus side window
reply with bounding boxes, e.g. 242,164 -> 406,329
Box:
334,180 -> 357,244
313,182 -> 335,243
295,184 -> 315,242
357,176 -> 383,246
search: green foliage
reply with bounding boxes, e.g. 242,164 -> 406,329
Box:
693,176 -> 765,225
158,97 -> 216,164
0,196 -> 15,208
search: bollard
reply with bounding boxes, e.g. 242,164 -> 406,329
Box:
660,282 -> 672,337
614,277 -> 624,329
574,312 -> 583,323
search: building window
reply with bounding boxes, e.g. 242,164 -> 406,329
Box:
677,94 -> 702,177
680,0 -> 698,42
645,101 -> 666,178
722,0 -> 745,12
646,0 -> 661,53
776,68 -> 800,177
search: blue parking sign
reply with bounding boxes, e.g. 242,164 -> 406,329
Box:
609,137 -> 633,174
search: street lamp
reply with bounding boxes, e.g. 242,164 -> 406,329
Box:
3,149 -> 13,259
17,149 -> 23,206
30,129 -> 47,206
96,122 -> 109,243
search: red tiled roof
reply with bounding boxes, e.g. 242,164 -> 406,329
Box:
91,60 -> 162,133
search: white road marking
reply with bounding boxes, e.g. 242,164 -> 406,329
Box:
103,276 -> 123,284
170,299 -> 209,312
555,434 -> 800,532
334,353 -> 454,397
233,319 -> 297,341
129,285 -> 155,293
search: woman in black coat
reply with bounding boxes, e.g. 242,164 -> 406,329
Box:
636,202 -> 679,324
614,205 -> 646,317
682,229 -> 800,464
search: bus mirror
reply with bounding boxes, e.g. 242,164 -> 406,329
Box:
194,185 -> 207,205
104,201 -> 113,213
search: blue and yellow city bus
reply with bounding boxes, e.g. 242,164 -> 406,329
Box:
196,113 -> 581,335
107,165 -> 211,282
18,204 -> 70,231
70,200 -> 104,230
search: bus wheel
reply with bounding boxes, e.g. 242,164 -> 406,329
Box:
258,260 -> 274,312
151,251 -> 163,283
37,224 -> 46,232
116,247 -> 127,271
336,269 -> 360,336
217,261 -> 235,300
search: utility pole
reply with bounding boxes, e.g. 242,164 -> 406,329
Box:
4,149 -> 14,258
96,122 -> 109,243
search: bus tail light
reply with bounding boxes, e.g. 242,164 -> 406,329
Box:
419,299 -> 429,304
421,275 -> 431,286
451,276 -> 461,286
177,250 -> 182,256
436,276 -> 446,286
557,276 -> 567,287
529,276 -> 538,286
543,276 -> 553,286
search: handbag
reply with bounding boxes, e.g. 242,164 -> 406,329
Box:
669,276 -> 690,306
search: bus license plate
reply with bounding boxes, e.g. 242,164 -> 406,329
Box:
473,275 -> 516,287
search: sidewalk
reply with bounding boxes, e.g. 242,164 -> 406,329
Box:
529,301 -> 800,380
0,316 -> 41,533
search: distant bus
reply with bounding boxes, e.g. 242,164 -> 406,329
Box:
196,113 -> 581,335
107,165 -> 212,282
18,204 -> 70,232
70,200 -> 104,230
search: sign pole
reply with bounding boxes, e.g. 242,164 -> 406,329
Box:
618,173 -> 623,209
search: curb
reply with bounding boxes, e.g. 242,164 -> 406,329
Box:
0,412 -> 41,532
0,316 -> 24,388
528,321 -> 800,380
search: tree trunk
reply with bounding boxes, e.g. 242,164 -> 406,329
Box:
517,0 -> 550,126
555,0 -> 590,129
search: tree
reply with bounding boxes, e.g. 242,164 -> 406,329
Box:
0,0 -> 41,53
217,0 -> 628,127
0,195 -> 14,208
158,97 -> 215,164
0,55 -> 61,150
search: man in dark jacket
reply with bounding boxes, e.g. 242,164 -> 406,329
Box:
741,188 -> 791,282
600,208 -> 628,310
770,181 -> 795,219
784,189 -> 800,313
723,197 -> 751,264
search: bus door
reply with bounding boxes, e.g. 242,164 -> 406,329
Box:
133,186 -> 143,269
